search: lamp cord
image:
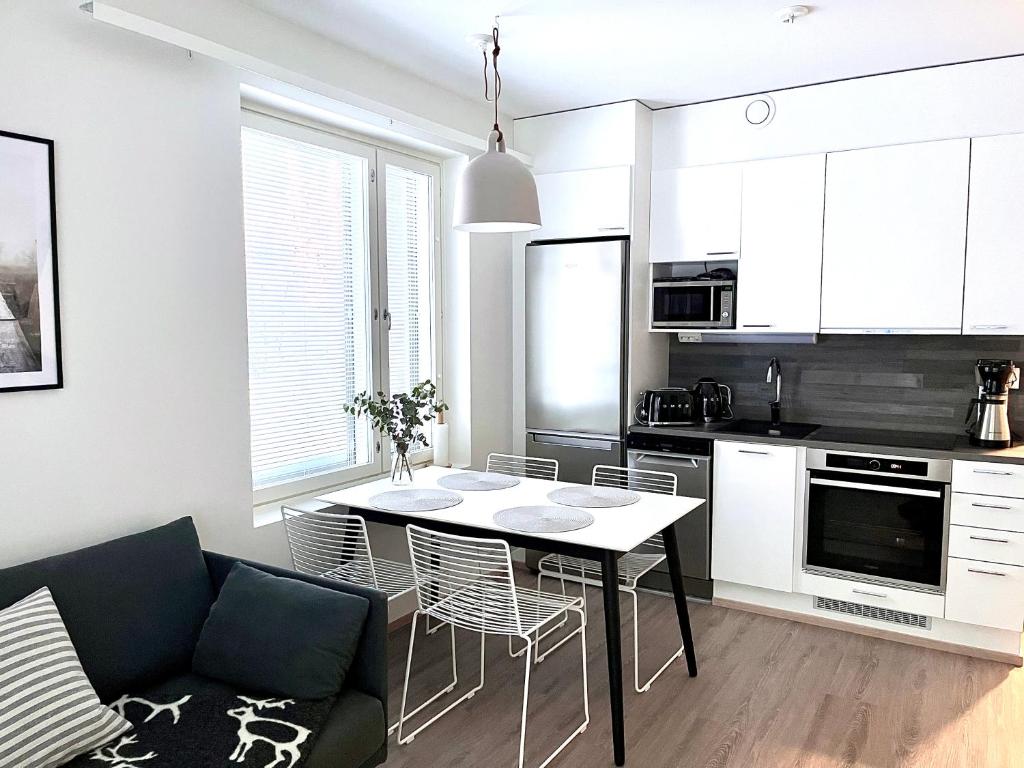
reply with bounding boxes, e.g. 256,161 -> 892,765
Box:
483,23 -> 503,142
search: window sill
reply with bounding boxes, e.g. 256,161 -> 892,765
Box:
252,457 -> 454,529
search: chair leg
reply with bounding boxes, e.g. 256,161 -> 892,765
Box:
627,586 -> 684,694
533,609 -> 591,768
397,618 -> 484,745
516,639 -> 534,768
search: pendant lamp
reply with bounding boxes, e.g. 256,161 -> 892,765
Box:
454,23 -> 541,233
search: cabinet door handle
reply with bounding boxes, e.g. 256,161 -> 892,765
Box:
972,502 -> 1013,510
741,324 -> 774,329
971,324 -> 1010,330
973,469 -> 1015,476
737,449 -> 770,456
852,589 -> 888,599
597,226 -> 625,231
969,535 -> 1010,544
968,568 -> 1007,577
705,251 -> 737,256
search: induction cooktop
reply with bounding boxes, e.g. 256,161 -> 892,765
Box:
809,427 -> 960,452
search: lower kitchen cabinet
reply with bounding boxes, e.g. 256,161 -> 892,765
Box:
945,556 -> 1024,632
712,441 -> 799,593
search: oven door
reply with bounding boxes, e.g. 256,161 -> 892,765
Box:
803,471 -> 950,592
651,282 -> 720,327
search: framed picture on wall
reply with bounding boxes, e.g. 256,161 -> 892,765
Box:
0,130 -> 61,392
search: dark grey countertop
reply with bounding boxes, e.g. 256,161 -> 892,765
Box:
629,423 -> 1024,464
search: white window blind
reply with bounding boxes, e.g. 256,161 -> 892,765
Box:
385,163 -> 435,398
242,127 -> 373,490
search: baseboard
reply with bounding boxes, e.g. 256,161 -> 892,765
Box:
713,596 -> 1024,667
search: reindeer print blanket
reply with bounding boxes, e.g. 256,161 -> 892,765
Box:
65,674 -> 334,768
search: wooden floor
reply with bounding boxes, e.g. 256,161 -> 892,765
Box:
383,580 -> 1024,768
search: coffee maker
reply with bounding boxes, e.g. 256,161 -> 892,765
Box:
966,359 -> 1017,448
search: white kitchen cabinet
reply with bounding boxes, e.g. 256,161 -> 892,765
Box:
712,441 -> 799,592
533,165 -> 632,240
736,154 -> 826,333
953,460 -> 1024,499
945,556 -> 1024,632
820,139 -> 970,333
963,133 -> 1024,335
650,164 -> 741,262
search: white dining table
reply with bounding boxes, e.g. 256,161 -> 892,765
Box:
317,465 -> 704,767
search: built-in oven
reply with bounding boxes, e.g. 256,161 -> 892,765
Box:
650,278 -> 736,329
803,449 -> 952,593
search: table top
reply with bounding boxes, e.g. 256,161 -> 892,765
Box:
316,465 -> 704,554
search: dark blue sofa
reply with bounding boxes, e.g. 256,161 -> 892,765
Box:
0,517 -> 388,768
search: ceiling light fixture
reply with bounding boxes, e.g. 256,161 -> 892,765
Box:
776,5 -> 811,23
453,19 -> 541,233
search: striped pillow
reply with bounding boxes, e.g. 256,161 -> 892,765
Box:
0,588 -> 130,768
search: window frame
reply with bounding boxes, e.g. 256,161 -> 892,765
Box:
242,111 -> 444,507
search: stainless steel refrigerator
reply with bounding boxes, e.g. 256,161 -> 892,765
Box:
525,237 -> 629,482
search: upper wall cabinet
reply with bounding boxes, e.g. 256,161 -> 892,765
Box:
963,133 -> 1024,335
650,164 -> 741,262
737,154 -> 826,333
820,139 -> 970,333
533,166 -> 632,240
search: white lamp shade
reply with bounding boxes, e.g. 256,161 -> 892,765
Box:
454,131 -> 541,233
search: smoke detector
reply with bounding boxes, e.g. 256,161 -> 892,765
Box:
776,5 -> 811,23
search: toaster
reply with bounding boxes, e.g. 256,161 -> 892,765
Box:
636,388 -> 698,426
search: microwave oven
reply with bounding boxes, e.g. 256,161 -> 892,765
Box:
651,277 -> 736,329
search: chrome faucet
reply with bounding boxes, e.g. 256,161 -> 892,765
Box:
766,357 -> 782,427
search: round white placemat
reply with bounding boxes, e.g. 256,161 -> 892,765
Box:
547,486 -> 641,508
369,489 -> 464,512
493,505 -> 595,534
437,472 -> 520,491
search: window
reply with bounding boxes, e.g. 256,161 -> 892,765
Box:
241,115 -> 440,500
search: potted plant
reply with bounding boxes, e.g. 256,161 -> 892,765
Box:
343,380 -> 448,485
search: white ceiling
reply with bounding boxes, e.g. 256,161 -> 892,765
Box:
241,0 -> 1024,117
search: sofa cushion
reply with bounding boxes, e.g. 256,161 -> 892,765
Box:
192,563 -> 369,699
0,588 -> 131,768
0,517 -> 214,702
306,689 -> 387,768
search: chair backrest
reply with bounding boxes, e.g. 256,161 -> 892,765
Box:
593,465 -> 677,496
486,452 -> 559,481
282,508 -> 378,589
406,525 -> 523,636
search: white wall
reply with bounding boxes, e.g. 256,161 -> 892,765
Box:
654,56 -> 1024,169
0,1 -> 516,571
468,234 -> 514,470
0,1 -> 288,568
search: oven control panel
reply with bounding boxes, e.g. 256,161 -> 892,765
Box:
824,453 -> 929,477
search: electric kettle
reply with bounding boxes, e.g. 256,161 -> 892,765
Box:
692,378 -> 734,423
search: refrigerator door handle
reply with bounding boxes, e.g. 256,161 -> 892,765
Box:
530,433 -> 617,451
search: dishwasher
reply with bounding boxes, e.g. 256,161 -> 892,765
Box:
626,431 -> 713,600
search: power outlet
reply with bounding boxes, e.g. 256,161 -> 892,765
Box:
676,332 -> 703,343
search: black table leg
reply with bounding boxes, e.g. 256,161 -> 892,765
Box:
601,550 -> 626,766
662,524 -> 698,677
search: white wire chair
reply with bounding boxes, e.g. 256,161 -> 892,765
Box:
536,465 -> 685,693
398,525 -> 589,768
282,508 -> 417,734
486,452 -> 560,481
482,452 -> 563,657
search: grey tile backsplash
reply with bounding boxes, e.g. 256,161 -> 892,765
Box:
668,335 -> 1024,436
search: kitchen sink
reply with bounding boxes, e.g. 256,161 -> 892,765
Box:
712,419 -> 821,440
